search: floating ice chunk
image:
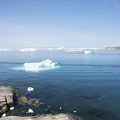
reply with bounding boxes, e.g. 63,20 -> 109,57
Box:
84,50 -> 92,54
73,111 -> 76,113
10,107 -> 14,110
59,107 -> 62,110
27,109 -> 34,113
19,48 -> 37,52
24,59 -> 59,72
2,113 -> 6,117
27,87 -> 34,92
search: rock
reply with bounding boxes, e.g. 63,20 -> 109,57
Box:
28,98 -> 43,107
0,113 -> 81,120
18,97 -> 43,107
0,86 -> 18,115
1,105 -> 8,113
18,97 -> 28,105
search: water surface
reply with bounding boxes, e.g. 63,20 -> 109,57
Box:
0,50 -> 120,120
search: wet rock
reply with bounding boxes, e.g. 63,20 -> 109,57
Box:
0,113 -> 80,120
28,98 -> 44,107
18,97 -> 43,107
18,97 -> 28,105
0,86 -> 18,115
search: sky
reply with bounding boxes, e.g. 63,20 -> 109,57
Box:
0,0 -> 120,48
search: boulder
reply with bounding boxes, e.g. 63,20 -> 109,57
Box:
0,86 -> 18,115
18,97 -> 28,104
28,98 -> 44,107
18,97 -> 43,107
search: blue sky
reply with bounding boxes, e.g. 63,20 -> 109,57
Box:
0,0 -> 120,48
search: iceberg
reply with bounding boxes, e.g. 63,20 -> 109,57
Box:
24,59 -> 60,72
84,50 -> 92,54
19,48 -> 37,52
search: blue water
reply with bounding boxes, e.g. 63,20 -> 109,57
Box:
0,50 -> 120,120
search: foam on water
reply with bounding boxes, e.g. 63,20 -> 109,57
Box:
12,59 -> 60,72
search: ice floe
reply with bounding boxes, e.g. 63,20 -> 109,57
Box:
84,50 -> 92,54
19,48 -> 37,52
12,59 -> 60,72
24,59 -> 60,72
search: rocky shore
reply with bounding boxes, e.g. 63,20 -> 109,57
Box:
0,86 -> 83,120
0,86 -> 18,115
0,114 -> 77,120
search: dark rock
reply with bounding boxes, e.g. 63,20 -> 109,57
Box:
18,97 -> 28,105
18,97 -> 44,107
28,98 -> 44,107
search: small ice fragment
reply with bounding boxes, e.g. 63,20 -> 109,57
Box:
59,107 -> 62,110
2,113 -> 6,117
27,109 -> 34,113
73,111 -> 76,113
10,107 -> 14,110
27,87 -> 34,92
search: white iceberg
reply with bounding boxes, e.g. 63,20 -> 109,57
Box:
84,50 -> 92,54
19,48 -> 37,52
24,59 -> 60,72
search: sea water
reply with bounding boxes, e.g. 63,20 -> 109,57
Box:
0,50 -> 120,120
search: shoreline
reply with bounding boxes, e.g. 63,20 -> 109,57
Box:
0,86 -> 83,120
